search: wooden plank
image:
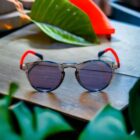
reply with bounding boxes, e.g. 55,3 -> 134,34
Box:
0,20 -> 139,120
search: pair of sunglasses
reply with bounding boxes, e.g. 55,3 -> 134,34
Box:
20,48 -> 120,92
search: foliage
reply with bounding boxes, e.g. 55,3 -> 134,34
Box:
0,79 -> 140,140
33,21 -> 93,46
79,105 -> 129,140
79,105 -> 138,140
30,0 -> 98,45
129,79 -> 140,137
0,83 -> 72,140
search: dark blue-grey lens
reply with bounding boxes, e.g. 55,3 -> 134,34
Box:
28,62 -> 62,92
77,61 -> 113,92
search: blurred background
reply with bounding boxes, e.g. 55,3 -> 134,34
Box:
0,0 -> 140,33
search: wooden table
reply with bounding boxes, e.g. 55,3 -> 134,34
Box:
0,20 -> 139,120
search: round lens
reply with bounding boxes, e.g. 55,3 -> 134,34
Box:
28,61 -> 63,92
77,60 -> 113,92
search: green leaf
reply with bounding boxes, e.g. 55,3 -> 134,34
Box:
0,121 -> 18,140
6,83 -> 19,106
8,83 -> 19,97
0,107 -> 20,140
12,102 -> 73,140
30,0 -> 98,45
12,102 -> 37,140
0,84 -> 20,140
34,107 -> 73,139
0,83 -> 19,126
129,79 -> 140,137
79,104 -> 129,140
33,21 -> 93,45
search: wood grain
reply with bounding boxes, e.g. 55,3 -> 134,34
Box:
0,20 -> 139,120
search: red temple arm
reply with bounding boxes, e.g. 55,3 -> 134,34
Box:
98,48 -> 120,68
20,50 -> 43,69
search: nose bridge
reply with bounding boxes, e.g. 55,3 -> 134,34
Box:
62,63 -> 77,69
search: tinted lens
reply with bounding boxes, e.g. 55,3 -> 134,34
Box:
77,60 -> 113,92
28,62 -> 63,92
